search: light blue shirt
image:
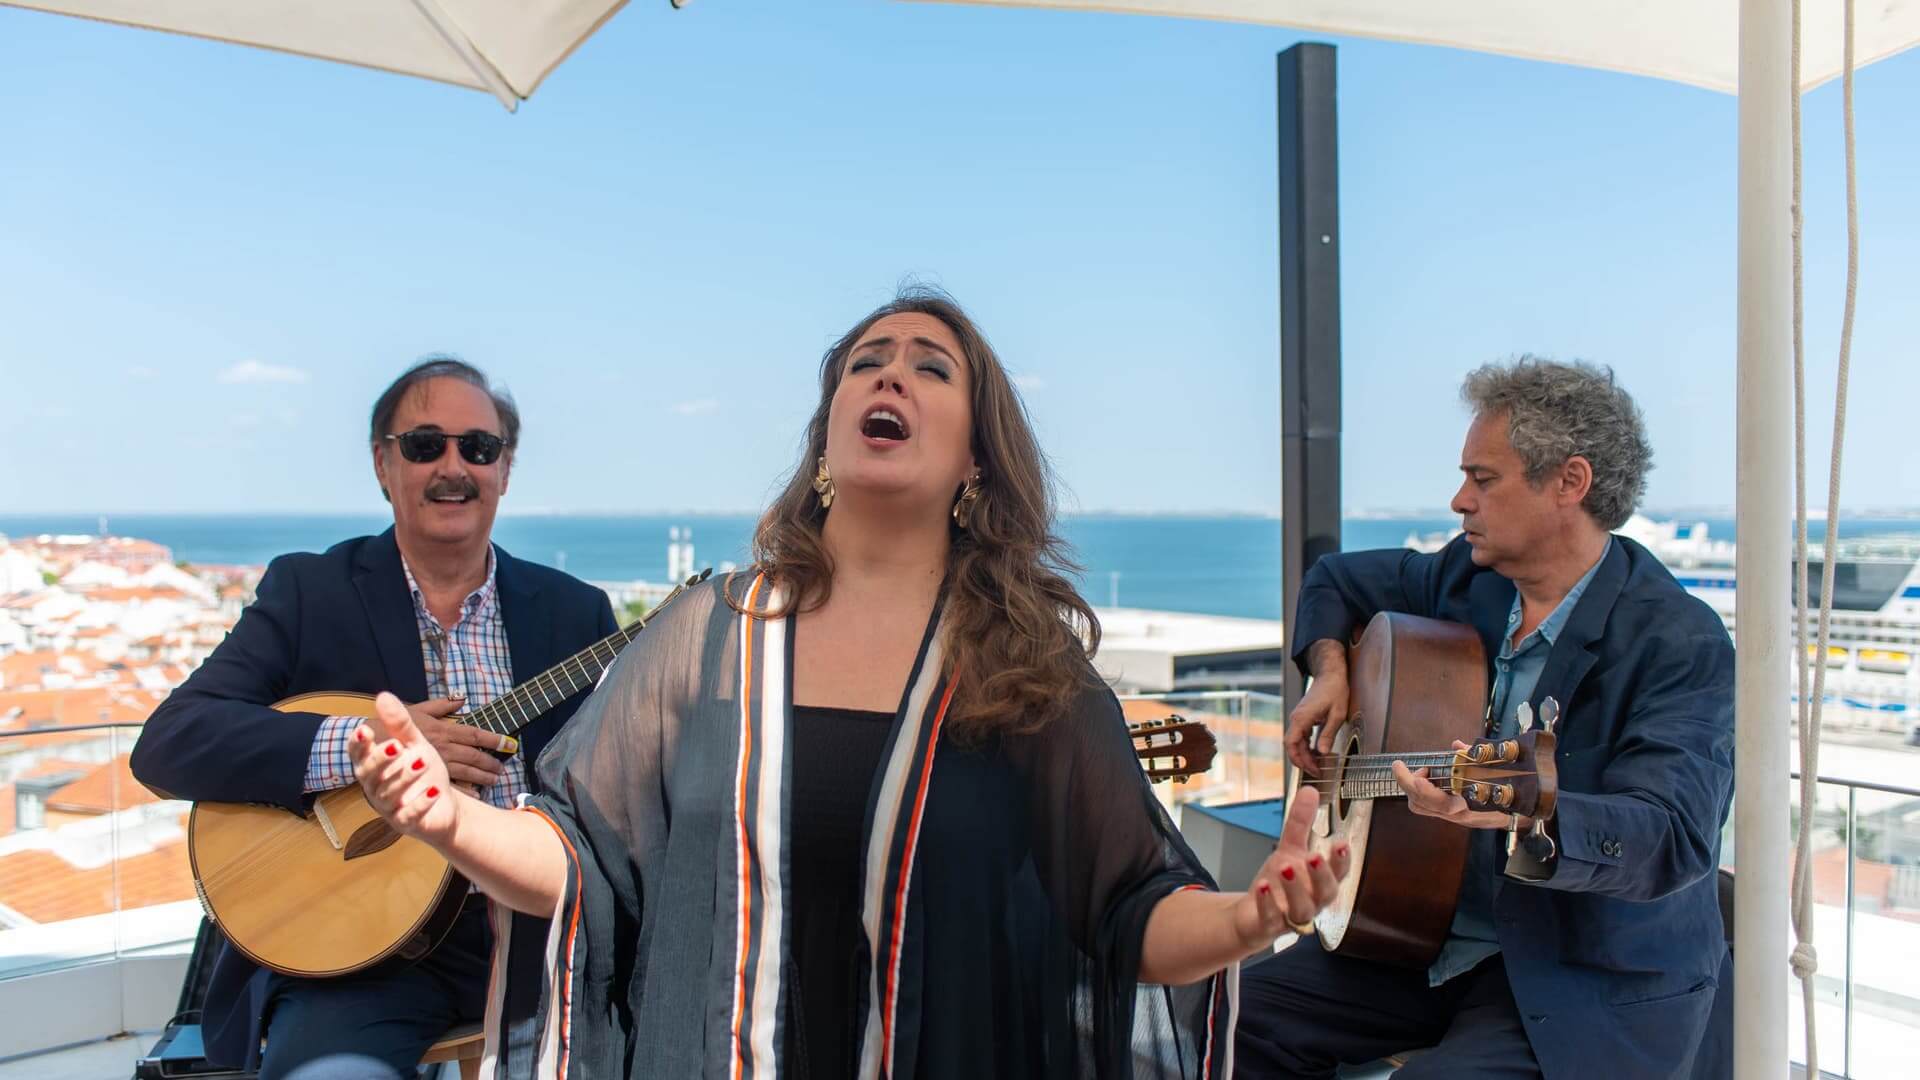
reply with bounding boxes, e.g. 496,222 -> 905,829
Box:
1428,539 -> 1611,986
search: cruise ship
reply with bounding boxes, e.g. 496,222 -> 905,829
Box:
1407,515 -> 1920,739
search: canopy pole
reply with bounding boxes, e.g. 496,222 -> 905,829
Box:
1276,42 -> 1343,724
1734,0 -> 1793,1075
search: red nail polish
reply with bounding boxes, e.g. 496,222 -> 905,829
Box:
410,759 -> 424,772
426,786 -> 440,798
354,728 -> 369,742
1281,866 -> 1296,881
384,744 -> 398,758
1258,882 -> 1272,895
1337,844 -> 1350,857
1310,855 -> 1323,869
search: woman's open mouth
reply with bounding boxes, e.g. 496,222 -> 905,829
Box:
860,405 -> 911,443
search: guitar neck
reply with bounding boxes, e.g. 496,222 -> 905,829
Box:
1314,745 -> 1540,808
459,570 -> 710,738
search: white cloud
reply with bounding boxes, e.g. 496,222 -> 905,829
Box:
672,399 -> 719,416
1012,373 -> 1046,392
216,360 -> 309,385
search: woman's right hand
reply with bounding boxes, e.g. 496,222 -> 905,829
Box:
350,691 -> 463,847
1230,786 -> 1349,952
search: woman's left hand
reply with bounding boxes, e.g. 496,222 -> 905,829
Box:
1232,786 -> 1350,950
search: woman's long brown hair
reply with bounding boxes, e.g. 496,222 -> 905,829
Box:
737,286 -> 1101,737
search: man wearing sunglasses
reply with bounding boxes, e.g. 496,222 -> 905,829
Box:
133,357 -> 618,1079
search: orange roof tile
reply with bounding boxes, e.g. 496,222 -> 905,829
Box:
45,755 -> 158,814
73,586 -> 188,604
0,834 -> 195,923
0,686 -> 157,727
20,757 -> 95,781
0,651 -> 64,685
0,689 -> 70,725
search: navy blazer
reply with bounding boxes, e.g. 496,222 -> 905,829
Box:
131,529 -> 617,1068
1292,535 -> 1735,1080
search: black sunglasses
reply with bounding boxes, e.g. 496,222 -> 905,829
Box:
384,428 -> 510,466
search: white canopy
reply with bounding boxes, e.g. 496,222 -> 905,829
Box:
918,0 -> 1919,93
3,0 -> 629,108
9,0 -> 1919,107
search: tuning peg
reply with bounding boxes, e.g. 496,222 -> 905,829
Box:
1540,697 -> 1560,735
1517,701 -> 1534,732
1520,818 -> 1557,862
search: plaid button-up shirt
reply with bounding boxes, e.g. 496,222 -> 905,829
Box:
303,548 -> 527,809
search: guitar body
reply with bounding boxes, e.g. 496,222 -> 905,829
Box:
188,692 -> 466,978
190,689 -> 1219,979
1314,613 -> 1487,968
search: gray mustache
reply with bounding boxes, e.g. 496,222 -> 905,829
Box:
426,478 -> 480,500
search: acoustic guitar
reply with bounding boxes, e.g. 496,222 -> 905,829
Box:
1131,713 -> 1217,785
187,570 -> 712,978
188,578 -> 1219,979
1300,612 -> 1560,968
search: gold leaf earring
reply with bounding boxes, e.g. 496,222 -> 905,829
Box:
812,456 -> 836,510
953,472 -> 983,529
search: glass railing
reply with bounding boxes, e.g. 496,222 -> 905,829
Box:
1760,772 -> 1920,1079
0,722 -> 201,982
1118,689 -> 1290,820
1118,691 -> 1920,1080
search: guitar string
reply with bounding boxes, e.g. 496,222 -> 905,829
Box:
449,580 -> 694,736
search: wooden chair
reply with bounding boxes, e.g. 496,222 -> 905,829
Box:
421,1022 -> 484,1080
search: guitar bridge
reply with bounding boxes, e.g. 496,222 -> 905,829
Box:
313,800 -> 344,851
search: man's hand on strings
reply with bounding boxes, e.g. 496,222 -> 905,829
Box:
1284,641 -> 1350,778
402,695 -> 514,788
1393,740 -> 1532,831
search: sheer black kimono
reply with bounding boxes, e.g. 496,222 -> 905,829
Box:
479,573 -> 1239,1079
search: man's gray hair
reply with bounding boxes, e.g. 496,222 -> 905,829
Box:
1461,357 -> 1652,530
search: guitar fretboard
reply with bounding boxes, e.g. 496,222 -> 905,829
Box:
458,570 -> 710,737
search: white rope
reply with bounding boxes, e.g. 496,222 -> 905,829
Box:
1789,0 -> 1861,1073
1788,0 -> 1816,1064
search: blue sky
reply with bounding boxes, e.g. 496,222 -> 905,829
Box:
2,2 -> 1915,515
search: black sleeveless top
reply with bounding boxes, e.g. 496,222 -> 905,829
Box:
785,704 -> 896,1078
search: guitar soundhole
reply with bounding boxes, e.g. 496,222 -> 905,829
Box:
1334,728 -> 1363,821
